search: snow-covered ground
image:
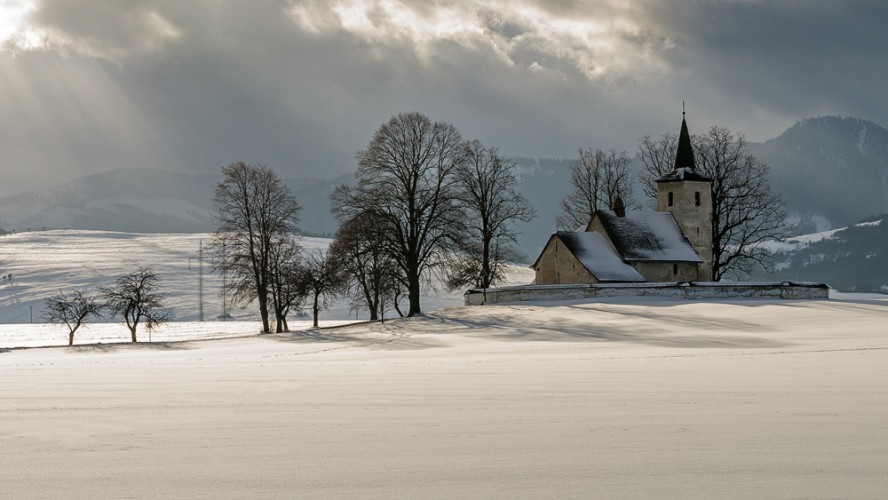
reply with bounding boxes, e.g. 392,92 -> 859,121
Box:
0,230 -> 534,347
1,295 -> 886,498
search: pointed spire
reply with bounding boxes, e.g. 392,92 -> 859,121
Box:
674,113 -> 697,171
656,105 -> 711,183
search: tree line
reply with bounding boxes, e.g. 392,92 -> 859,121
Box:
209,111 -> 788,328
46,111 -> 788,342
211,112 -> 536,328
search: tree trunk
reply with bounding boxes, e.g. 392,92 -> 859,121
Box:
68,331 -> 74,346
407,269 -> 421,317
481,233 -> 492,289
274,305 -> 284,333
312,292 -> 320,328
257,288 -> 270,333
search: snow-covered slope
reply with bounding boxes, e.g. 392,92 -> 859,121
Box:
756,214 -> 888,291
0,230 -> 361,329
0,230 -> 534,346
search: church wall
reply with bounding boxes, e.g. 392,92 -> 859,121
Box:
657,180 -> 713,280
533,237 -> 599,285
465,282 -> 831,305
631,261 -> 700,282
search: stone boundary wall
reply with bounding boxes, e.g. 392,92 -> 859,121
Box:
464,281 -> 830,305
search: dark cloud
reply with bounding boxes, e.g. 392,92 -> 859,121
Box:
1,0 -> 886,197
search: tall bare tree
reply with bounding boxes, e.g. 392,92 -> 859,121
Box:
212,162 -> 301,333
449,140 -> 535,289
328,211 -> 402,321
332,112 -> 466,316
557,148 -> 634,230
639,126 -> 790,280
101,267 -> 169,343
43,289 -> 103,346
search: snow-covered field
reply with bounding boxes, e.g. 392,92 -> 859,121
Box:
3,230 -> 887,498
1,295 -> 887,498
0,230 -> 519,347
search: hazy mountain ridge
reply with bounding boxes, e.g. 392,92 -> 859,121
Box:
3,115 -> 888,265
752,116 -> 888,233
0,169 -> 349,237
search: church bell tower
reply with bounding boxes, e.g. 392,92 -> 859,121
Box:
655,110 -> 714,281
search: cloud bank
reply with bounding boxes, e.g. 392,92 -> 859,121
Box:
1,0 -> 886,196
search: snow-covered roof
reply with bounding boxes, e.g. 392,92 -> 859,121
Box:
595,211 -> 702,262
557,231 -> 645,282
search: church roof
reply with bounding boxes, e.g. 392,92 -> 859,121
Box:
594,210 -> 702,262
554,232 -> 646,282
656,115 -> 712,183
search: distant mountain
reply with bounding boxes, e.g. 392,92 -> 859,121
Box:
754,213 -> 888,292
752,116 -> 888,234
0,168 -> 349,237
3,115 -> 888,265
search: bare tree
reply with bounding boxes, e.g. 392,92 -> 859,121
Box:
101,267 -> 169,342
332,112 -> 466,316
212,162 -> 301,333
450,140 -> 535,289
268,235 -> 306,332
557,148 -> 634,230
638,126 -> 790,280
299,249 -> 344,328
328,211 -> 402,321
43,289 -> 102,346
638,133 -> 678,202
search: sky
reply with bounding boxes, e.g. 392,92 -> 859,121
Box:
1,0 -> 887,197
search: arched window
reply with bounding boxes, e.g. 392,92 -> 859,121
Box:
695,191 -> 701,206
668,192 -> 674,207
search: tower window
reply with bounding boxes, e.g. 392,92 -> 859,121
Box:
668,192 -> 674,207
695,191 -> 701,206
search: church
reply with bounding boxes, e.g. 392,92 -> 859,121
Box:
532,115 -> 714,284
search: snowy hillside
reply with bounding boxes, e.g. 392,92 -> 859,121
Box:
756,214 -> 888,291
0,230 -> 534,347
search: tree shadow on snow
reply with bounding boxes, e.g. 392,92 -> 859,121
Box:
263,326 -> 447,351
424,304 -> 790,349
68,341 -> 195,352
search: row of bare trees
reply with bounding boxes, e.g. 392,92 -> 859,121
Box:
330,112 -> 535,318
43,266 -> 168,345
211,162 -> 343,333
209,113 -> 789,328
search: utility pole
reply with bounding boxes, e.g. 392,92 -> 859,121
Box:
198,239 -> 204,322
